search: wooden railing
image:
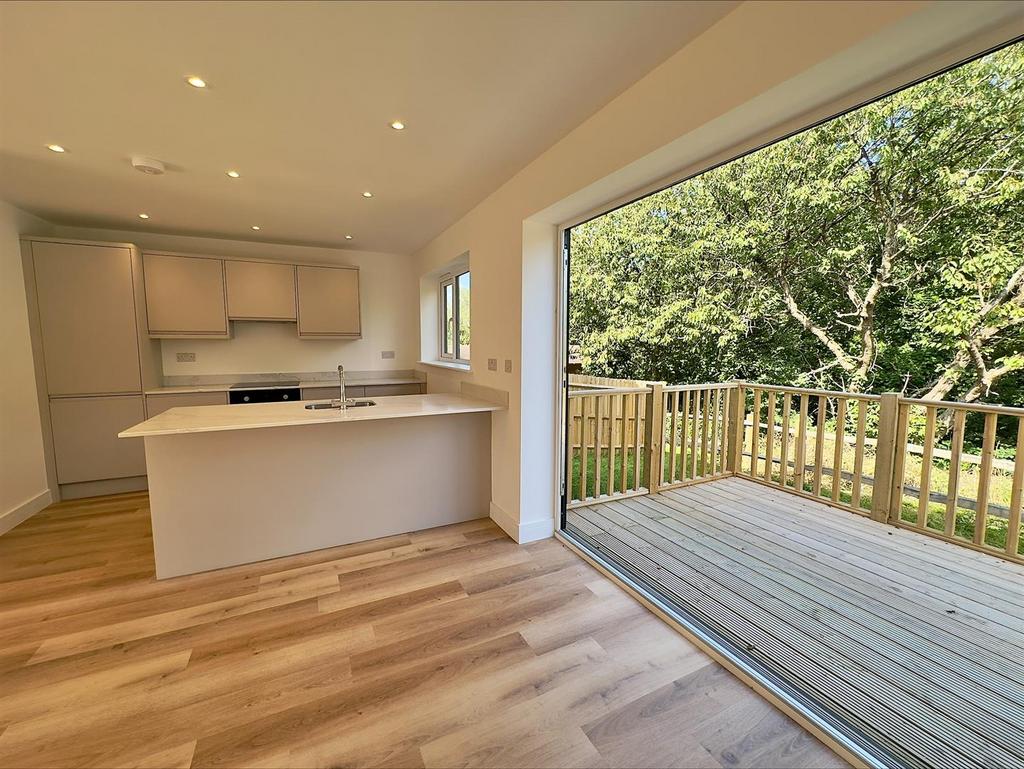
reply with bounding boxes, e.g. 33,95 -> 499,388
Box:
659,383 -> 736,488
566,385 -> 651,505
566,377 -> 1024,564
734,383 -> 883,518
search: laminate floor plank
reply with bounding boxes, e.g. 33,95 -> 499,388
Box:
0,491 -> 842,769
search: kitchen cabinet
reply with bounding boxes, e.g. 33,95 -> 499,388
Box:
49,396 -> 147,484
226,260 -> 296,320
296,265 -> 361,338
143,254 -> 228,337
31,242 -> 141,395
146,391 -> 229,418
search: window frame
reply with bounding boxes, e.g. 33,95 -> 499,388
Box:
439,269 -> 470,365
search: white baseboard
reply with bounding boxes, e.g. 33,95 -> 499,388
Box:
489,500 -> 555,544
0,489 -> 52,536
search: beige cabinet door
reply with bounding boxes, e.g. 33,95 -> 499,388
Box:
32,242 -> 141,395
146,391 -> 228,417
296,266 -> 361,338
143,254 -> 228,336
226,260 -> 296,320
49,396 -> 147,484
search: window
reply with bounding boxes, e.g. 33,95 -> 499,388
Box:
440,270 -> 470,363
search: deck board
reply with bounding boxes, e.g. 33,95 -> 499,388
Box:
566,477 -> 1024,769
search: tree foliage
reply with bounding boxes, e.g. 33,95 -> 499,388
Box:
570,43 -> 1024,409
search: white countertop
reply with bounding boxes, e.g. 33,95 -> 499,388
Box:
120,394 -> 501,438
144,377 -> 423,395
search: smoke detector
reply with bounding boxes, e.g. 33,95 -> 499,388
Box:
131,156 -> 165,175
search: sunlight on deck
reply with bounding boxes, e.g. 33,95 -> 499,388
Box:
566,476 -> 1024,769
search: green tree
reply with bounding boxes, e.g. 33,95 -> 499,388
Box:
570,43 -> 1024,408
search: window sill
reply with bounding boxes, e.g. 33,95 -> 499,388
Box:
419,360 -> 471,373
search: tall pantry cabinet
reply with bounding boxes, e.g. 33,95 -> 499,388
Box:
22,238 -> 160,500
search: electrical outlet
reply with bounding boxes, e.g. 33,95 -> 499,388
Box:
488,358 -> 498,371
504,359 -> 513,374
176,352 -> 196,363
381,350 -> 395,359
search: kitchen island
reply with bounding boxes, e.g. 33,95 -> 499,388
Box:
120,394 -> 501,578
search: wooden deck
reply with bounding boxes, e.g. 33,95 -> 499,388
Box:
566,476 -> 1024,769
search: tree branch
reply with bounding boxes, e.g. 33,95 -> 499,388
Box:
778,276 -> 858,373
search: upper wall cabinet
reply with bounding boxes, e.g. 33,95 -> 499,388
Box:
143,254 -> 229,338
31,241 -> 142,396
296,265 -> 361,338
226,260 -> 296,321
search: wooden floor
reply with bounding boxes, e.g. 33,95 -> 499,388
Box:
566,477 -> 1024,769
0,492 -> 844,769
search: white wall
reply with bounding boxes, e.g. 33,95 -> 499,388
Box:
414,0 -> 1024,542
0,202 -> 53,532
50,226 -> 418,376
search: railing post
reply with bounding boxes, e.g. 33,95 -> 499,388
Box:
871,392 -> 900,523
726,381 -> 744,474
643,383 -> 665,493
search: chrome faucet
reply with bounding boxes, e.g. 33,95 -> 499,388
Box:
336,364 -> 347,411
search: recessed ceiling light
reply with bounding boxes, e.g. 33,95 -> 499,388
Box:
138,213 -> 150,219
226,170 -> 240,178
345,235 -> 353,240
362,191 -> 373,198
186,76 -> 207,88
390,121 -> 405,130
46,144 -> 66,153
251,225 -> 261,231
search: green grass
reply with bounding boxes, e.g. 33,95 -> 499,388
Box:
569,426 -> 1023,555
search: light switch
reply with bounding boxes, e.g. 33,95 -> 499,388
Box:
504,359 -> 513,373
488,358 -> 498,371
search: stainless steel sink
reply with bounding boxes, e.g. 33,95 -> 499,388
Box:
304,400 -> 376,410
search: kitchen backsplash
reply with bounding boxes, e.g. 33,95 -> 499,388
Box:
160,320 -> 413,376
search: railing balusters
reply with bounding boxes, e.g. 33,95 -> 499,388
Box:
917,406 -> 936,529
795,394 -> 809,492
608,394 -> 619,495
1007,416 -> 1024,557
690,390 -> 700,480
852,400 -> 867,510
578,395 -> 590,501
710,388 -> 721,476
679,390 -> 690,481
764,391 -> 777,483
973,412 -> 997,546
832,397 -> 847,503
593,395 -> 603,497
667,390 -> 679,484
566,396 -> 577,501
728,383 -> 744,474
700,389 -> 710,478
813,395 -> 826,497
888,402 -> 909,523
779,394 -> 792,488
633,392 -> 644,492
944,409 -> 966,537
619,393 -> 629,494
750,389 -> 762,478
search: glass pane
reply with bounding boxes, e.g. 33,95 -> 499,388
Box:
443,282 -> 454,356
457,272 -> 470,360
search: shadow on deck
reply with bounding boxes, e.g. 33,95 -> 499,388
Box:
565,476 -> 1024,769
